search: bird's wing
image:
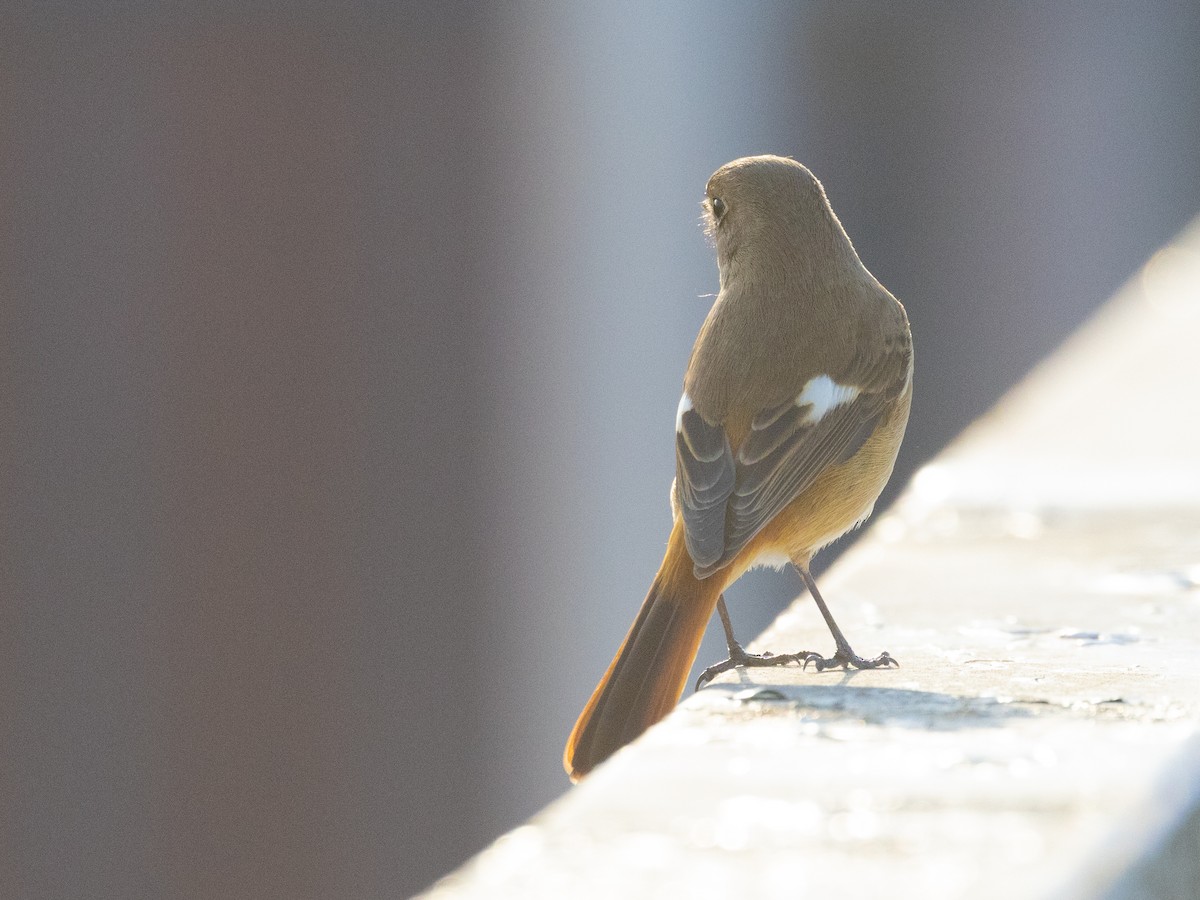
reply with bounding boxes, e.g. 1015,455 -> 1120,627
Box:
674,406 -> 735,573
676,329 -> 910,579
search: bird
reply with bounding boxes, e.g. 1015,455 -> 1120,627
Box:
563,155 -> 913,782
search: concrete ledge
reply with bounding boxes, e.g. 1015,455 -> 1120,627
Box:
420,220 -> 1200,900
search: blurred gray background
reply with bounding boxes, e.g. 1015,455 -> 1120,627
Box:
3,3 -> 1199,898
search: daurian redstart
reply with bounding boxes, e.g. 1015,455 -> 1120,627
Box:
564,156 -> 913,781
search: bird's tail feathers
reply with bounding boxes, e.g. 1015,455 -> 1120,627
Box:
564,527 -> 719,781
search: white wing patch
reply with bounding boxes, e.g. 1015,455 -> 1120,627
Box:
795,375 -> 860,424
675,392 -> 693,432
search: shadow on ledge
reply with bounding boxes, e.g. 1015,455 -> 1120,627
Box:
696,683 -> 1044,730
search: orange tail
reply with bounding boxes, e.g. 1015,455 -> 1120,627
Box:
564,523 -> 722,781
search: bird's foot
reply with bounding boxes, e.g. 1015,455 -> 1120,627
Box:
798,647 -> 899,673
695,642 -> 823,690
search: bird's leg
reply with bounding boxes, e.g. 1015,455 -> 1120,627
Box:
695,595 -> 823,689
793,565 -> 898,672
694,572 -> 898,689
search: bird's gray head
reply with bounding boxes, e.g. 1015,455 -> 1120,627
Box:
703,155 -> 853,281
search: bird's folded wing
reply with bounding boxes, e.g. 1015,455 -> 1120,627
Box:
674,409 -> 735,572
714,390 -> 888,573
677,334 -> 910,579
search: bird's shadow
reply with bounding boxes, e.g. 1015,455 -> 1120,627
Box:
697,678 -> 1040,730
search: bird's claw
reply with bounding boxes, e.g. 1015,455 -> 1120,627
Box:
695,645 -> 796,690
800,649 -> 899,672
696,641 -> 899,689
696,645 -> 826,690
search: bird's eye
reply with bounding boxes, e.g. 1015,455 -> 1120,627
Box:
710,196 -> 726,220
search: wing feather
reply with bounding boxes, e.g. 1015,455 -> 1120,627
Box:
674,408 -> 735,570
674,317 -> 911,579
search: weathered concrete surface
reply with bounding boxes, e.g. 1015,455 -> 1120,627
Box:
420,222 -> 1200,900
